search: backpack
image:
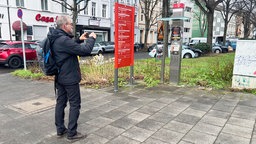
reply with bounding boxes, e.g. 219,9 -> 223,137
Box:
38,38 -> 59,76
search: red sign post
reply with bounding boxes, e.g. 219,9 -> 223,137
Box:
114,3 -> 135,92
114,3 -> 135,68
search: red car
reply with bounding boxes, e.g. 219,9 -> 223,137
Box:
0,41 -> 38,68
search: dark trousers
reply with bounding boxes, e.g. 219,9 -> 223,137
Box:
55,83 -> 81,137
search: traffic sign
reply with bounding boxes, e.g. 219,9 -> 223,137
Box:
17,9 -> 23,19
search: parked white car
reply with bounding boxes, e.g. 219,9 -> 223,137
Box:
149,44 -> 195,58
91,43 -> 103,55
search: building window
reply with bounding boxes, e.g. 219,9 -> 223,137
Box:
62,0 -> 67,13
84,1 -> 88,15
184,28 -> 190,32
141,14 -> 143,21
16,0 -> 24,7
102,4 -> 106,18
185,7 -> 191,12
127,0 -> 130,5
92,2 -> 96,16
41,0 -> 48,11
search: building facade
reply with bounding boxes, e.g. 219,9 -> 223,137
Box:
109,0 -> 140,43
0,0 -> 111,42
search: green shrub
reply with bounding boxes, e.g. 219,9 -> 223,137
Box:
194,43 -> 211,53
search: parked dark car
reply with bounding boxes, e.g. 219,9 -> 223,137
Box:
182,45 -> 203,57
212,43 -> 228,53
134,42 -> 143,52
0,41 -> 38,68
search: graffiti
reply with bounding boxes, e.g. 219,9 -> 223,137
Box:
234,77 -> 250,87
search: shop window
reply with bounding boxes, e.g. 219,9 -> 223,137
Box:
41,0 -> 48,11
16,0 -> 24,7
92,2 -> 96,16
102,4 -> 106,18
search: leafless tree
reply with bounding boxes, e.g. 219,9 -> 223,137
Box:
52,0 -> 90,37
194,0 -> 223,46
217,0 -> 243,43
139,0 -> 161,49
242,0 -> 256,38
193,6 -> 207,37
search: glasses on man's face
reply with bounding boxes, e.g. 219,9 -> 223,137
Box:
66,23 -> 73,26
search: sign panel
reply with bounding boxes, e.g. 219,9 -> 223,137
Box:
17,9 -> 23,19
114,3 -> 135,68
233,40 -> 256,77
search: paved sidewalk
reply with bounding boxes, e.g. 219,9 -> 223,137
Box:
1,73 -> 256,144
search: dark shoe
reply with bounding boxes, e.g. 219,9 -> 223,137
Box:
57,129 -> 67,138
67,132 -> 87,142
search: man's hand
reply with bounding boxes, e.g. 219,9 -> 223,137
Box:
89,32 -> 97,39
79,32 -> 88,41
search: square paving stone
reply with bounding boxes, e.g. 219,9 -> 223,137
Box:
206,109 -> 231,119
182,130 -> 217,144
189,102 -> 212,112
110,117 -> 138,130
93,125 -> 125,140
192,122 -> 222,136
152,128 -> 184,143
149,112 -> 175,123
80,133 -> 109,144
136,118 -> 165,131
142,137 -> 169,144
102,109 -> 129,120
86,116 -> 114,128
174,114 -> 201,125
107,135 -> 140,144
200,115 -> 227,127
127,111 -> 150,122
215,132 -> 250,144
164,120 -> 193,134
146,101 -> 168,109
222,124 -> 253,138
182,108 -> 206,117
212,103 -> 235,113
156,97 -> 178,104
118,104 -> 139,113
122,126 -> 155,142
227,117 -> 255,128
137,105 -> 161,115
178,140 -> 194,144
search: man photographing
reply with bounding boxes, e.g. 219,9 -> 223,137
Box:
47,15 -> 96,142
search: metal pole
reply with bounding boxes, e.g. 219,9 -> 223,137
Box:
130,66 -> 134,85
7,0 -> 12,41
20,18 -> 26,70
114,68 -> 118,92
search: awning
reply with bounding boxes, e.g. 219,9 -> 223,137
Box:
12,20 -> 28,31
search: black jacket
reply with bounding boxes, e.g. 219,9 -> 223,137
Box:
47,29 -> 95,85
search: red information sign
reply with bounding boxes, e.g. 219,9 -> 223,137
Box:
114,3 -> 135,68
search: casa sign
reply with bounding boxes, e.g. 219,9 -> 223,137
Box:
35,14 -> 55,23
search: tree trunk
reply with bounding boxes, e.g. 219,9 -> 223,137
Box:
207,12 -> 214,46
72,12 -> 77,37
223,20 -> 228,44
143,21 -> 150,49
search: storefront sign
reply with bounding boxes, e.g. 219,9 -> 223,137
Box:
35,14 -> 54,23
88,17 -> 101,26
114,3 -> 135,68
